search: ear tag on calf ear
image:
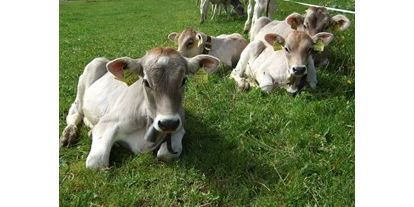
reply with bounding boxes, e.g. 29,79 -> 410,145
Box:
114,66 -> 139,86
174,38 -> 178,46
194,65 -> 208,84
332,24 -> 340,33
273,42 -> 283,51
291,21 -> 298,30
313,40 -> 324,52
197,39 -> 203,48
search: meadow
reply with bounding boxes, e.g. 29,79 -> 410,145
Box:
59,0 -> 355,206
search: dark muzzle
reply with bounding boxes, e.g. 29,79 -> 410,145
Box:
292,66 -> 307,75
158,119 -> 180,131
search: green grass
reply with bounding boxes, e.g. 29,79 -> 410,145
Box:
59,0 -> 355,206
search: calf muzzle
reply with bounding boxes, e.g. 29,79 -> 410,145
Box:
158,119 -> 180,131
291,66 -> 307,76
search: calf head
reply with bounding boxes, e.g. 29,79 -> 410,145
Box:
303,7 -> 350,36
264,31 -> 333,77
107,47 -> 220,134
168,28 -> 206,58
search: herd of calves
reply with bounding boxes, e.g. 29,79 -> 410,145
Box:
60,4 -> 352,169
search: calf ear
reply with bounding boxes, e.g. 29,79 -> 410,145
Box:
330,15 -> 351,32
312,32 -> 334,46
264,33 -> 285,47
168,32 -> 180,42
107,57 -> 144,79
186,55 -> 220,75
285,12 -> 305,30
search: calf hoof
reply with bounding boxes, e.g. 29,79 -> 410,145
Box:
237,78 -> 250,91
157,142 -> 182,162
59,125 -> 78,148
86,154 -> 109,170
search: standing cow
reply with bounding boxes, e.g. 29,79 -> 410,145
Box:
59,47 -> 220,169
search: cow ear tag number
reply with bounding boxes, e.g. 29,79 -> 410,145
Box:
115,66 -> 139,86
273,42 -> 283,51
194,65 -> 208,84
313,40 -> 324,52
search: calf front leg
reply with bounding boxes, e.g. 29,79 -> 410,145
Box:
243,0 -> 254,34
306,56 -> 318,89
60,98 -> 83,147
86,124 -> 117,169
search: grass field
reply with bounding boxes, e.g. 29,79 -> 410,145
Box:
59,0 -> 355,206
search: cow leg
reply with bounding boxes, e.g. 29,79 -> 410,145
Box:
251,0 -> 262,30
224,2 -> 231,20
86,123 -> 117,169
200,0 -> 210,24
306,56 -> 318,89
157,128 -> 185,162
59,58 -> 109,148
230,40 -> 264,91
266,0 -> 277,19
59,100 -> 83,148
243,0 -> 254,34
256,71 -> 274,93
211,4 -> 217,20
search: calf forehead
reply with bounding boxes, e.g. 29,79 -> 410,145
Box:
286,31 -> 312,49
143,47 -> 186,89
179,28 -> 197,42
305,7 -> 330,31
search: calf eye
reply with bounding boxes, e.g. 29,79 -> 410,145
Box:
187,40 -> 194,48
143,79 -> 150,88
284,47 -> 290,53
181,77 -> 187,87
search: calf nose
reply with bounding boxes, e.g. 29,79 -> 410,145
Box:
292,66 -> 306,74
158,119 -> 180,131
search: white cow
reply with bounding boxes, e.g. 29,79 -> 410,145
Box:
230,30 -> 333,94
59,47 -> 220,169
250,7 -> 350,65
243,0 -> 277,35
168,28 -> 248,68
249,9 -> 350,89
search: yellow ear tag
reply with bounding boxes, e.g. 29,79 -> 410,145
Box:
174,38 -> 178,46
194,66 -> 208,84
313,40 -> 324,52
114,67 -> 139,86
273,42 -> 283,51
332,24 -> 341,33
291,21 -> 298,30
197,39 -> 203,48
